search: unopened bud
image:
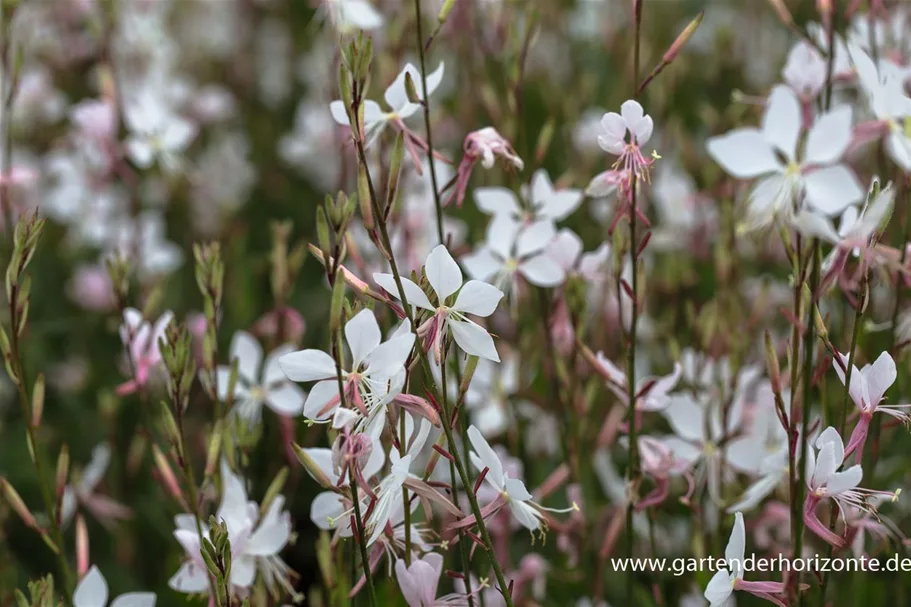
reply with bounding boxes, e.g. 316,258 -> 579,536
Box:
55,445 -> 70,503
404,72 -> 421,105
386,131 -> 406,212
261,467 -> 289,513
438,0 -> 457,23
813,306 -> 828,342
31,373 -> 44,428
205,421 -> 224,480
1,477 -> 37,529
76,514 -> 89,576
534,119 -> 556,164
293,444 -> 334,489
358,164 -> 374,230
152,445 -> 185,506
316,206 -> 332,258
459,356 -> 480,397
766,0 -> 793,26
764,331 -> 781,393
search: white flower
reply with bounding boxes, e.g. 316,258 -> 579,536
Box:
834,351 -> 899,418
474,169 -> 582,223
546,228 -> 611,283
365,455 -> 412,546
848,43 -> 911,171
805,427 -> 865,507
597,100 -> 654,155
170,460 -> 293,596
707,85 -> 864,226
462,217 -> 565,292
464,353 -> 519,437
278,309 -> 414,433
117,307 -> 173,394
468,426 -> 574,531
217,331 -> 305,425
74,565 -> 156,607
124,92 -> 196,173
374,245 -> 505,362
324,0 -> 383,32
330,62 -> 445,148
783,41 -> 826,99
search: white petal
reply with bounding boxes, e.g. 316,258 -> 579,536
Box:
812,442 -> 838,488
762,85 -> 802,161
364,333 -> 415,376
475,187 -> 521,217
803,165 -> 865,214
865,351 -> 896,405
804,105 -> 853,165
245,497 -> 291,555
385,63 -> 419,112
329,100 -> 350,125
662,394 -> 705,442
265,383 -> 306,416
303,380 -> 341,421
547,229 -> 583,270
620,100 -> 645,131
339,0 -> 383,29
461,249 -> 502,282
598,112 -> 626,154
373,273 -> 434,310
345,308 -> 381,367
707,128 -> 781,178
704,569 -> 734,605
110,593 -> 157,607
827,465 -> 863,495
263,344 -> 296,386
467,425 -> 505,487
423,62 -> 445,98
168,562 -> 209,593
516,220 -> 556,258
518,254 -> 565,287
425,245 -> 463,301
726,511 -> 746,565
449,318 -> 500,362
311,492 -> 346,530
453,280 -> 504,317
230,331 -> 263,383
74,566 -> 108,607
486,215 -> 521,260
230,555 -> 257,588
634,115 -> 654,146
278,349 -> 337,382
504,477 -> 532,501
792,210 -> 840,242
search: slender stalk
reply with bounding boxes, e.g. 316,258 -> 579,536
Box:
349,80 -> 514,605
624,3 -> 643,604
7,306 -> 74,598
411,0 -> 445,246
399,413 -> 413,566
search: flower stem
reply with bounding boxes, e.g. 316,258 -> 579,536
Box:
624,3 -> 643,604
411,0 -> 446,246
349,82 -> 515,607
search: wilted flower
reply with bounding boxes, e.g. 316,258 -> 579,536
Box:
449,127 -> 524,207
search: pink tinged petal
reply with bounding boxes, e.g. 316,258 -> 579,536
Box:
826,465 -> 863,495
803,164 -> 865,215
461,249 -> 501,282
168,562 -> 210,593
735,580 -> 786,595
659,437 -> 702,468
598,112 -> 627,154
833,355 -> 867,410
804,105 -> 853,165
345,309 -> 382,367
278,348 -> 337,382
706,128 -> 781,179
395,559 -> 424,607
547,229 -> 583,270
246,497 -> 291,555
585,170 -> 620,197
74,565 -> 108,607
230,331 -> 263,384
516,220 -> 556,258
475,187 -> 521,217
865,351 -> 896,406
303,380 -> 342,421
704,569 -> 734,606
230,555 -> 257,588
762,85 -> 802,161
372,273 -> 434,310
453,280 -> 504,317
518,254 -> 565,287
265,383 -> 305,416
449,318 -> 500,362
843,415 -> 871,458
425,245 -> 463,301
804,495 -> 846,548
110,593 -> 157,607
467,425 -> 505,487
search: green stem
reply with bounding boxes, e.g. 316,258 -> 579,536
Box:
411,0 -> 445,246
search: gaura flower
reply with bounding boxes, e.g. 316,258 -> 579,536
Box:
783,40 -> 827,101
170,460 -> 294,596
467,426 -> 575,532
448,127 -> 524,207
123,91 -> 196,174
330,62 -> 445,148
217,331 -> 305,425
75,565 -> 156,607
474,169 -> 583,224
323,0 -> 383,32
803,427 -> 900,548
395,552 -> 469,606
704,512 -> 786,607
116,307 -> 173,396
374,245 -> 505,362
278,309 -> 414,434
707,85 -> 863,228
60,443 -> 131,528
597,100 -> 655,182
461,216 -> 565,292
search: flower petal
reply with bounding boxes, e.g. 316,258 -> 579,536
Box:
475,187 -> 521,217
453,280 -> 504,317
345,308 -> 381,367
230,331 -> 263,383
707,128 -> 781,179
373,273 -> 434,310
762,85 -> 801,161
804,105 -> 853,165
449,318 -> 500,362
278,349 -> 337,382
467,425 -> 505,487
425,245 -> 463,301
74,566 -> 109,607
803,164 -> 865,215
518,254 -> 565,287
